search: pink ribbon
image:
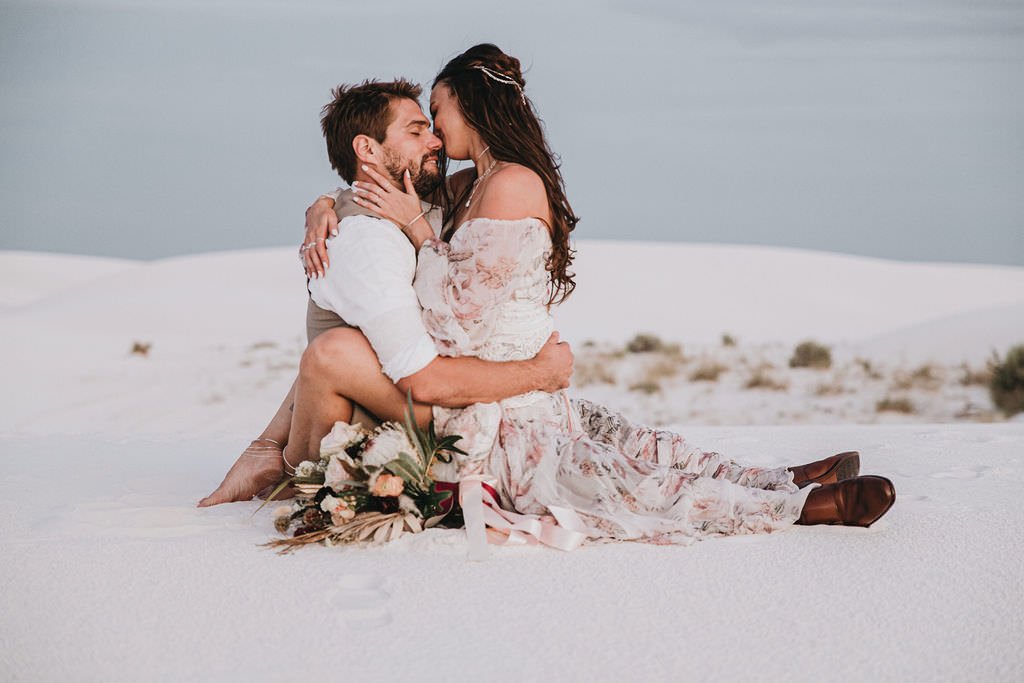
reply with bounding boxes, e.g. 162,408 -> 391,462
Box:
458,475 -> 587,561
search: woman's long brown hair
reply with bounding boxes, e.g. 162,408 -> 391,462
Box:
434,43 -> 579,306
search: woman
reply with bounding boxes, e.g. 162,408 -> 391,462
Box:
289,43 -> 896,541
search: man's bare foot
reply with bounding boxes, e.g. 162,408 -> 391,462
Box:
198,446 -> 286,507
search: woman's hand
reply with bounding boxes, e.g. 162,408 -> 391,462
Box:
352,165 -> 421,226
352,165 -> 434,248
302,197 -> 338,279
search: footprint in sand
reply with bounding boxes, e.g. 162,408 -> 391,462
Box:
327,574 -> 392,630
930,465 -> 990,480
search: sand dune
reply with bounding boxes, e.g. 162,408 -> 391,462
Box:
2,244 -> 1023,681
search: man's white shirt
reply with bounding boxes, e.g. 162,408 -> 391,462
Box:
308,215 -> 438,381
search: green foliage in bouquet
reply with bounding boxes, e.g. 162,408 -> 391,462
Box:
388,393 -> 466,518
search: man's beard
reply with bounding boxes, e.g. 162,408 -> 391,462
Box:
381,148 -> 442,196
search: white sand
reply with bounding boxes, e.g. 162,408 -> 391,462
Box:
2,426 -> 1022,681
2,245 -> 1023,680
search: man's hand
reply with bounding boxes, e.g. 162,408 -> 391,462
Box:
302,196 -> 339,279
532,332 -> 573,391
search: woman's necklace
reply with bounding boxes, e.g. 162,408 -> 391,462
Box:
465,146 -> 498,208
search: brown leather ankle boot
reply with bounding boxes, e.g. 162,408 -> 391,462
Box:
795,475 -> 896,527
789,451 -> 860,488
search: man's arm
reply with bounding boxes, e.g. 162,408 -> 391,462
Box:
396,332 -> 573,408
312,219 -> 574,409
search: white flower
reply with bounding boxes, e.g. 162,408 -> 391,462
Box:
320,421 -> 366,458
324,452 -> 358,490
398,494 -> 420,516
294,460 -> 321,478
361,425 -> 416,469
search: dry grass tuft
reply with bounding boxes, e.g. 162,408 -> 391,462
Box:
958,363 -> 992,386
690,361 -> 727,382
814,379 -> 847,396
646,355 -> 686,380
629,380 -> 662,395
876,396 -> 915,414
745,366 -> 789,391
892,364 -> 943,392
574,357 -> 618,387
854,357 -> 883,380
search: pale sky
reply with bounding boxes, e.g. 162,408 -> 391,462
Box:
1,0 -> 1022,265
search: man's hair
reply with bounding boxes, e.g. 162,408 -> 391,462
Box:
320,78 -> 423,183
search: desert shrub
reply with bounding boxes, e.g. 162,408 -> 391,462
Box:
989,345 -> 1024,416
745,367 -> 788,391
689,361 -> 727,382
789,341 -> 832,369
626,333 -> 666,353
130,341 -> 151,357
876,396 -> 915,414
721,333 -> 737,347
629,380 -> 661,395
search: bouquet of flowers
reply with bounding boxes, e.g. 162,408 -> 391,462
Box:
265,397 -> 465,553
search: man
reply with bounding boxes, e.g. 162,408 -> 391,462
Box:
199,79 -> 573,507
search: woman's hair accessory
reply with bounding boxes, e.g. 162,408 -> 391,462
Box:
474,65 -> 526,104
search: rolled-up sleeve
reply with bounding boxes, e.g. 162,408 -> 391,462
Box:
308,217 -> 438,381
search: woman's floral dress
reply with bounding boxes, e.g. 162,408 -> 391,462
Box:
415,218 -> 814,545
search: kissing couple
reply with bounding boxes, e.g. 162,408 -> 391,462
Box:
200,43 -> 896,545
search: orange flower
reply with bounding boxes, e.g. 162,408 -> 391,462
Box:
371,473 -> 404,497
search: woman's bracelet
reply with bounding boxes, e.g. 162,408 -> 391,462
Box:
282,453 -> 299,476
251,438 -> 283,448
402,210 -> 427,231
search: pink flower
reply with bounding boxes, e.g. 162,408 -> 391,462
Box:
320,494 -> 356,526
371,473 -> 404,497
476,256 -> 517,290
